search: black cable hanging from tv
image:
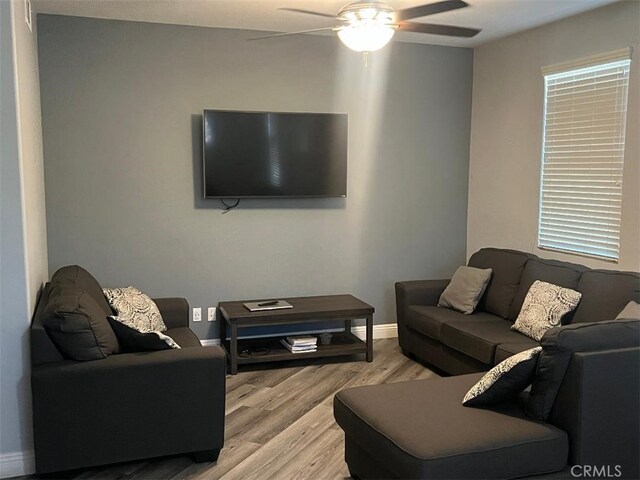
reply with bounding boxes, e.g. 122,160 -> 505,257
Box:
220,199 -> 240,212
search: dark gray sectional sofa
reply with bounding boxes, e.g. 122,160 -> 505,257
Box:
396,247 -> 640,374
333,248 -> 640,479
335,336 -> 639,479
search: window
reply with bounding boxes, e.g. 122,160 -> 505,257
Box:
538,49 -> 632,261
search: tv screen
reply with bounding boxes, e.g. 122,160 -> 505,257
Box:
202,110 -> 348,198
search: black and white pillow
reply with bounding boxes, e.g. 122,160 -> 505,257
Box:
512,281 -> 582,341
103,286 -> 179,350
107,318 -> 180,352
103,286 -> 166,331
463,347 -> 542,407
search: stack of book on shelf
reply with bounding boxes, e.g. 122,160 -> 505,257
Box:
280,335 -> 318,353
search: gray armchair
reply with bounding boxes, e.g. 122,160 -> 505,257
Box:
31,282 -> 226,474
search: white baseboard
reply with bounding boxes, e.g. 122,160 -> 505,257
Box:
0,450 -> 35,479
352,323 -> 398,340
200,323 -> 397,346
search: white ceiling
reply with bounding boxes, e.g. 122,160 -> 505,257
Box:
34,0 -> 620,47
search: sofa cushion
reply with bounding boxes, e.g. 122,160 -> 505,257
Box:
50,265 -> 113,316
527,319 -> 640,421
468,248 -> 530,318
572,270 -> 640,324
441,317 -> 532,364
494,340 -> 539,364
43,285 -> 120,361
406,306 -> 501,342
509,257 -> 587,321
334,375 -> 568,480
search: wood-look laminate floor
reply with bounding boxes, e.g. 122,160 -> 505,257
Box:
31,339 -> 438,480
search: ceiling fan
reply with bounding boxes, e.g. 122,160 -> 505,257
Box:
252,0 -> 481,53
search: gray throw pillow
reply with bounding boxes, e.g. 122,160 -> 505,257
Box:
616,300 -> 640,320
438,266 -> 493,314
512,280 -> 581,341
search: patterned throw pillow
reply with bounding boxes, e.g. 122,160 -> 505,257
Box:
103,286 -> 179,350
463,347 -> 542,407
511,281 -> 582,341
103,286 -> 167,332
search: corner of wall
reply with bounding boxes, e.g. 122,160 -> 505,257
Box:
11,0 -> 49,310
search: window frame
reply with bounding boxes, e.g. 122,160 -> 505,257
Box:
537,49 -> 632,262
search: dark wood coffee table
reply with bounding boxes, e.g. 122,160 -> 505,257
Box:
218,294 -> 374,374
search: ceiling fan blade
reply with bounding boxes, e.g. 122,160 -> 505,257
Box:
394,0 -> 469,21
398,21 -> 480,37
248,27 -> 337,41
278,8 -> 338,20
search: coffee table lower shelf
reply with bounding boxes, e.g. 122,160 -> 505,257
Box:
220,331 -> 366,368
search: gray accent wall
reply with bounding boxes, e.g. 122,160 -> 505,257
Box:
38,15 -> 473,339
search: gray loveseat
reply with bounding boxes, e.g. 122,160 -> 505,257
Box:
396,247 -> 640,374
333,248 -> 640,479
30,266 -> 226,474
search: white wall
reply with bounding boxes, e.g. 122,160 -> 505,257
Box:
0,0 -> 31,472
468,1 -> 640,270
0,0 -> 47,476
13,0 -> 48,309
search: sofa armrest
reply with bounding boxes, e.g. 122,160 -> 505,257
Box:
549,348 -> 640,479
395,279 -> 449,319
153,297 -> 189,329
395,279 -> 450,349
31,346 -> 226,473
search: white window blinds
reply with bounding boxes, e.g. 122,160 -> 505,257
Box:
538,52 -> 631,261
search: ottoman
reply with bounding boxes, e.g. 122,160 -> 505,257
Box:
333,374 -> 568,479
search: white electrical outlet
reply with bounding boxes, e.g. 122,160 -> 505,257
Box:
207,307 -> 216,322
193,307 -> 202,322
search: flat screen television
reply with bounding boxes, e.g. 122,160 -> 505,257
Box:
202,110 -> 348,198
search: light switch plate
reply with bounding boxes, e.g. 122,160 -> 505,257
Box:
207,307 -> 216,322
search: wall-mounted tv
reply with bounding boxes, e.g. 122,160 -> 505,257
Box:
202,110 -> 348,198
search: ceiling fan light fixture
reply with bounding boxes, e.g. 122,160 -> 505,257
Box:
336,2 -> 396,52
337,23 -> 395,52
